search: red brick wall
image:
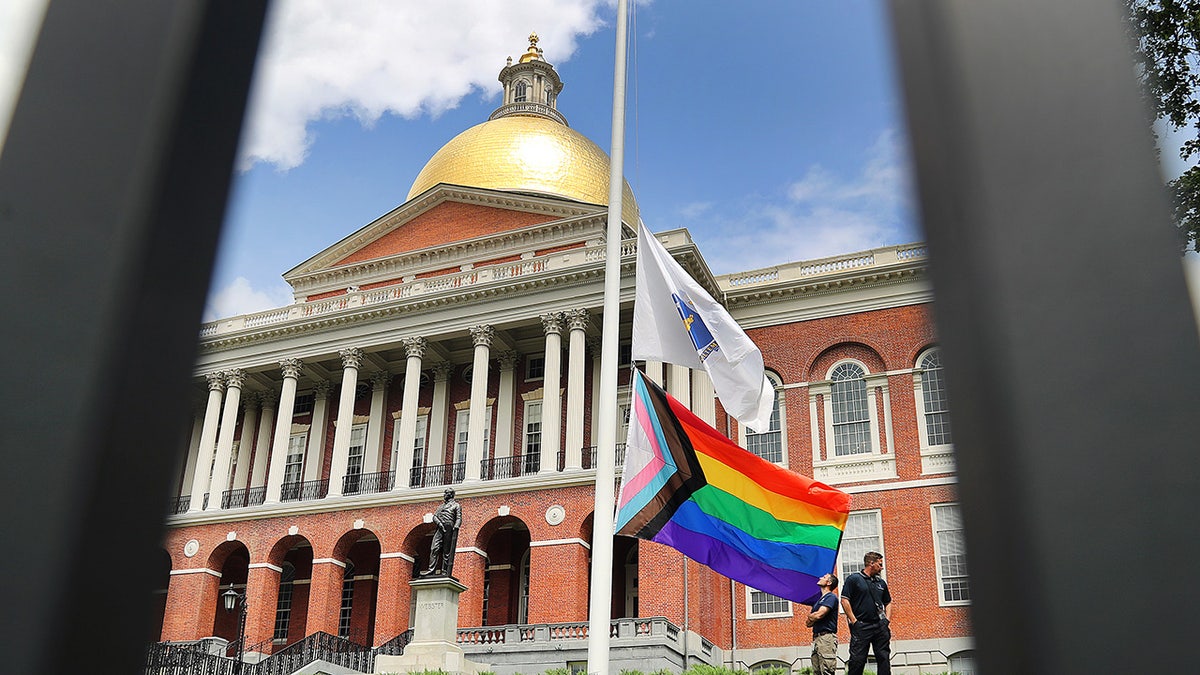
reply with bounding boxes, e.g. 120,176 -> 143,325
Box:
335,201 -> 553,265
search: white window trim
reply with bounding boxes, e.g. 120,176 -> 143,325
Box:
837,508 -> 885,612
284,432 -> 307,484
346,423 -> 368,475
736,374 -> 787,466
522,400 -> 543,459
931,502 -> 971,607
391,414 -> 429,471
812,359 -> 896,484
913,347 -> 956,475
744,585 -> 792,619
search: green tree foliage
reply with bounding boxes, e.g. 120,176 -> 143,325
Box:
1128,0 -> 1200,251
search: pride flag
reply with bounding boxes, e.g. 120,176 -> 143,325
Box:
616,370 -> 851,604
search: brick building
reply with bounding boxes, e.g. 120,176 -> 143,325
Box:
155,36 -> 974,674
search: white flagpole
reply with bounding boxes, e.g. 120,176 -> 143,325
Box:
587,0 -> 630,671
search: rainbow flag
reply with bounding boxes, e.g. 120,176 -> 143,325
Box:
616,370 -> 851,604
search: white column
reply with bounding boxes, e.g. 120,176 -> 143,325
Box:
668,364 -> 692,410
465,325 -> 494,481
328,347 -> 365,497
364,371 -> 392,476
206,369 -> 246,511
264,359 -> 303,504
539,313 -> 564,474
692,370 -> 716,426
231,394 -> 258,491
564,309 -> 589,469
250,391 -> 276,489
493,351 -> 519,459
188,373 -> 225,511
303,381 -> 333,482
177,407 -> 204,498
393,337 -> 427,492
427,362 -> 455,470
645,360 -> 664,386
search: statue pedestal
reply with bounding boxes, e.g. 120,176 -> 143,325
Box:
373,576 -> 490,675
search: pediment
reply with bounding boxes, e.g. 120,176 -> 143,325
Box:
283,184 -> 606,297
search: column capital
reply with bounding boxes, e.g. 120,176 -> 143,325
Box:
313,380 -> 335,399
565,308 -> 590,332
540,312 -> 565,335
225,368 -> 247,389
586,336 -> 603,356
206,372 -> 226,392
279,358 -> 303,379
496,350 -> 521,371
432,361 -> 456,382
259,390 -> 279,410
370,370 -> 393,390
243,392 -> 262,410
339,347 -> 365,369
469,324 -> 495,348
401,336 -> 428,359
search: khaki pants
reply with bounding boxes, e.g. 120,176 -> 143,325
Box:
812,632 -> 838,675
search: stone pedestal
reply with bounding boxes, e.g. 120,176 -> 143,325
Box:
374,576 -> 490,675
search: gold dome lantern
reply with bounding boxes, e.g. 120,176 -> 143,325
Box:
407,35 -> 640,226
407,115 -> 640,226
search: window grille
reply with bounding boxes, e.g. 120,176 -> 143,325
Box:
839,511 -> 883,582
933,503 -> 970,603
921,350 -> 953,445
831,363 -> 872,456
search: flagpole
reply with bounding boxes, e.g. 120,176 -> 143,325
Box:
587,0 -> 630,671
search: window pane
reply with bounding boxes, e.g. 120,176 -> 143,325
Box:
921,351 -> 953,445
831,363 -> 871,456
749,590 -> 789,616
934,503 -> 970,602
839,511 -> 882,581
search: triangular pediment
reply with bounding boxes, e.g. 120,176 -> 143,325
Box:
283,184 -> 606,298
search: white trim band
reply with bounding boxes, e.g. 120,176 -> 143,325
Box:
381,551 -> 416,563
248,562 -> 284,573
170,567 -> 222,578
529,537 -> 591,549
312,558 -> 347,568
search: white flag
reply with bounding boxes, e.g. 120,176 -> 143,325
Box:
632,223 -> 774,431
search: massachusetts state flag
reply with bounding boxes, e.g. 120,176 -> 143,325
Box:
632,222 -> 774,431
617,370 -> 851,604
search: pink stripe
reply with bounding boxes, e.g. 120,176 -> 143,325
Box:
617,390 -> 669,507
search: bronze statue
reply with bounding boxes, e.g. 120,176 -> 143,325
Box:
423,488 -> 462,577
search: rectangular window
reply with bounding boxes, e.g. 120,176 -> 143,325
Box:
337,571 -> 355,638
839,510 -> 884,583
391,415 -> 429,470
746,587 -> 791,619
745,390 -> 782,463
273,581 -> 293,641
523,401 -> 542,473
346,424 -> 367,477
525,355 -> 545,381
292,393 -> 315,416
923,366 -> 953,445
932,503 -> 970,604
283,433 -> 306,485
455,408 -> 492,464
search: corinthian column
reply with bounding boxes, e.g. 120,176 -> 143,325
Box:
392,337 -> 426,492
493,351 -> 519,460
188,373 -> 225,512
564,309 -> 589,470
250,391 -> 277,489
465,325 -> 494,481
328,347 -> 365,497
364,371 -> 392,476
426,362 -> 455,477
264,359 -> 302,504
540,313 -> 564,474
207,369 -> 246,510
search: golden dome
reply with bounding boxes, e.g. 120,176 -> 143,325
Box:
407,115 -> 640,226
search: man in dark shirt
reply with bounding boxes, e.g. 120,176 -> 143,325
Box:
805,572 -> 839,675
840,551 -> 892,675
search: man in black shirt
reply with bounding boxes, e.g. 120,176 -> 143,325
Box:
840,551 -> 892,675
805,573 -> 840,675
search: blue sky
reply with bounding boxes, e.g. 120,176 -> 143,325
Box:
3,1 -> 1195,321
208,0 -> 918,320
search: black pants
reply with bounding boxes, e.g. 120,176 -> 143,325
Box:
847,619 -> 891,675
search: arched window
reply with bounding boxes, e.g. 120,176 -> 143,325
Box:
273,562 -> 295,642
830,362 -> 871,456
948,649 -> 978,674
919,349 -> 952,445
750,660 -> 791,674
514,80 -> 528,102
744,373 -> 784,463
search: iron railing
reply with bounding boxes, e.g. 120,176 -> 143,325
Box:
144,642 -> 237,675
254,631 -> 373,675
374,629 -> 413,656
480,455 -> 542,480
342,470 -> 394,495
279,479 -> 328,503
409,462 -> 464,488
170,495 -> 191,515
220,487 -> 266,509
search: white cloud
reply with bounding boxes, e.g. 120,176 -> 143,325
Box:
240,0 -> 610,170
0,0 -> 48,151
699,129 -> 918,274
204,277 -> 295,323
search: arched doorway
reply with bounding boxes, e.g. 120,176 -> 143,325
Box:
207,541 -> 249,642
150,548 -> 171,641
266,535 -> 314,648
475,516 -> 530,627
331,529 -> 382,645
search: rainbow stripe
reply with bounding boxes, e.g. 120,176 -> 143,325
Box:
616,370 -> 850,604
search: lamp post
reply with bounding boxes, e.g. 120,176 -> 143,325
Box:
222,585 -> 248,674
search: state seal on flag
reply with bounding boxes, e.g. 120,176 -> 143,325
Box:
672,293 -> 720,362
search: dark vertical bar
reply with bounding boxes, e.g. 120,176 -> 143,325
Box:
887,1 -> 1200,672
0,1 -> 268,673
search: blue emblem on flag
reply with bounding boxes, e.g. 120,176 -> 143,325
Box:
672,293 -> 720,362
